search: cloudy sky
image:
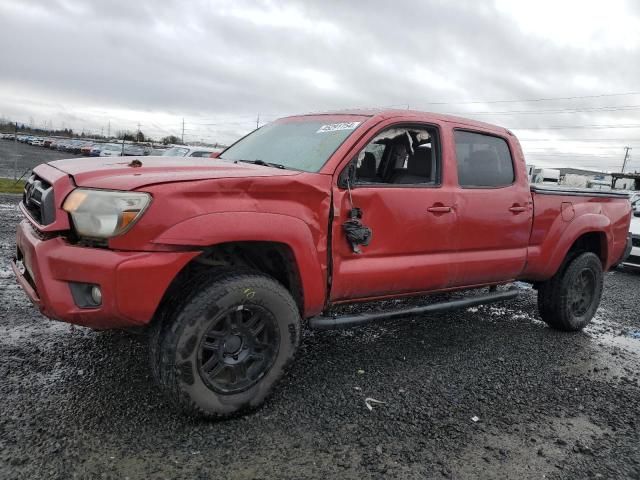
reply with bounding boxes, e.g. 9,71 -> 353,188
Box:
1,0 -> 639,171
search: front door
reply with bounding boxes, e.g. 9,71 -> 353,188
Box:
329,124 -> 459,301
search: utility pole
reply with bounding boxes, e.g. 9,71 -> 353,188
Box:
107,120 -> 111,138
256,113 -> 260,129
181,118 -> 185,144
137,122 -> 141,142
13,122 -> 18,180
622,146 -> 632,173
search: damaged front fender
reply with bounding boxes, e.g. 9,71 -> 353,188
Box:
152,211 -> 327,316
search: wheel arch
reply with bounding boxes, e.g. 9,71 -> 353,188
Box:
152,212 -> 327,318
524,213 -> 612,281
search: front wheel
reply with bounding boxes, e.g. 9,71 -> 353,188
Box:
537,252 -> 604,332
150,272 -> 301,418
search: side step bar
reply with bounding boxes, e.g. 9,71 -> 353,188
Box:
308,289 -> 519,330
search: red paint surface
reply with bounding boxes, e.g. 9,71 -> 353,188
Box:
15,110 -> 632,328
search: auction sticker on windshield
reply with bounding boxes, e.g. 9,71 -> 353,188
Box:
316,122 -> 361,133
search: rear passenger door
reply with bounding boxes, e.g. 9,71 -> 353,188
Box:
451,130 -> 532,286
330,123 -> 459,301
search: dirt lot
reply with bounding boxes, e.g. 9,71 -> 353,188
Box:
0,139 -> 81,180
1,168 -> 640,478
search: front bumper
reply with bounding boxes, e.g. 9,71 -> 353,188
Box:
13,220 -> 200,329
624,247 -> 640,268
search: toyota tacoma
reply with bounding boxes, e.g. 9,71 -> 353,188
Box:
13,110 -> 633,417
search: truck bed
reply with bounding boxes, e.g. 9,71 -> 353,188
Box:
521,186 -> 631,281
530,184 -> 631,198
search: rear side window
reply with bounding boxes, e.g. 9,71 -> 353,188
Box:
455,131 -> 514,187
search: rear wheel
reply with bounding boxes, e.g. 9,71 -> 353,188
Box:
150,271 -> 301,418
537,252 -> 603,331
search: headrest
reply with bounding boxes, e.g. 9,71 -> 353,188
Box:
358,152 -> 377,178
407,146 -> 431,177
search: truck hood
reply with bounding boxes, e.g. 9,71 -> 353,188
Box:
48,156 -> 300,190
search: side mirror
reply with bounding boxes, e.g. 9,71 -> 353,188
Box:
338,162 -> 356,189
210,151 -> 221,158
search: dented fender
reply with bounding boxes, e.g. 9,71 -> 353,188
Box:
152,211 -> 327,316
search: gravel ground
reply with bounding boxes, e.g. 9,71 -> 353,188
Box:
0,139 -> 82,179
1,191 -> 640,479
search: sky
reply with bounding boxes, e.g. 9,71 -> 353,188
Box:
0,0 -> 639,171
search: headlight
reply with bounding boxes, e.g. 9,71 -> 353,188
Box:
62,189 -> 151,238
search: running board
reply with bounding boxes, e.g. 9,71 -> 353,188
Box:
308,289 -> 519,330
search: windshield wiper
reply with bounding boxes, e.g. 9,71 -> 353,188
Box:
236,159 -> 286,169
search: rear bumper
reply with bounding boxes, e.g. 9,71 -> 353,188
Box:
622,233 -> 640,267
616,233 -> 633,267
13,220 -> 200,329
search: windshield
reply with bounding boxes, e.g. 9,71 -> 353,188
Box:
220,117 -> 366,172
162,147 -> 189,157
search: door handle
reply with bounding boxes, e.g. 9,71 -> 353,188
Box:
427,206 -> 452,213
509,206 -> 527,213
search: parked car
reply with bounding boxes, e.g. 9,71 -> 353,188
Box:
80,144 -> 95,156
99,143 -> 124,157
72,140 -> 88,154
161,145 -> 220,157
90,145 -> 102,157
123,144 -> 146,156
149,148 -> 168,156
31,138 -> 44,146
13,110 -> 632,418
56,140 -> 70,151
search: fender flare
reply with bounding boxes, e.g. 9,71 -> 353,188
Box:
528,213 -> 610,279
152,211 -> 327,316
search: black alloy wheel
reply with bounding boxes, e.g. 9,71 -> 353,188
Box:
568,268 -> 596,317
198,305 -> 279,394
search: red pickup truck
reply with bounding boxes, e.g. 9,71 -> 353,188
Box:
13,110 -> 632,417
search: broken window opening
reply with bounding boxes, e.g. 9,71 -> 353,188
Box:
351,126 -> 439,186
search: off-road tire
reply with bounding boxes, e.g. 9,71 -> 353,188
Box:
537,252 -> 603,332
150,271 -> 301,418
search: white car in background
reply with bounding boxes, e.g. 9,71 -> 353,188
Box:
161,145 -> 220,158
99,143 -> 124,157
626,194 -> 640,269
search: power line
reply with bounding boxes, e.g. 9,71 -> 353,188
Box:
446,104 -> 640,115
421,91 -> 640,106
526,145 -> 632,150
524,153 -> 622,157
519,138 -> 640,141
512,124 -> 640,130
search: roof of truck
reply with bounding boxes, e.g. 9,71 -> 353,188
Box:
282,109 -> 512,136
